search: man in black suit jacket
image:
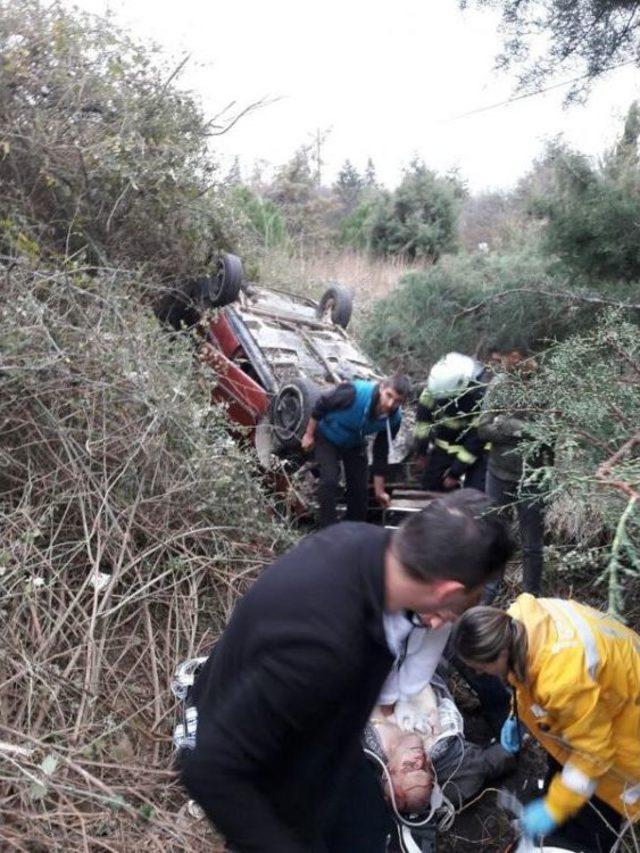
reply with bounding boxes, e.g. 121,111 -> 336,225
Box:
179,489 -> 513,852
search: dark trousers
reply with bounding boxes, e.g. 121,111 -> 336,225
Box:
484,470 -> 544,600
449,654 -> 511,736
317,753 -> 392,852
543,758 -> 622,853
421,446 -> 487,493
464,452 -> 488,491
315,433 -> 369,529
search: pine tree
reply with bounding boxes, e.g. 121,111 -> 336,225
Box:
226,156 -> 242,186
463,0 -> 640,99
364,157 -> 378,188
616,100 -> 640,163
267,146 -> 327,246
334,159 -> 363,213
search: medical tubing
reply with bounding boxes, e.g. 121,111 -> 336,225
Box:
363,732 -> 465,829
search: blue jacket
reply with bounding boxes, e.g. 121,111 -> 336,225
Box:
317,380 -> 402,449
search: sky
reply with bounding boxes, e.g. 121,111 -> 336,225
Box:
73,0 -> 640,193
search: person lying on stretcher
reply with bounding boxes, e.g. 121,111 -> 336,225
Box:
365,614 -> 515,822
367,682 -> 441,815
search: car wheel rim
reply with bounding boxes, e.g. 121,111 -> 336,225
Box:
207,260 -> 226,302
320,297 -> 335,323
273,386 -> 304,440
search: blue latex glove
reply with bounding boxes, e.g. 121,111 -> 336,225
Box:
500,716 -> 524,753
521,798 -> 558,839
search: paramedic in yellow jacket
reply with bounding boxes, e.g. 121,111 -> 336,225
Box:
452,594 -> 640,847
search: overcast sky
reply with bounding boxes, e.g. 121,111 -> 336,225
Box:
74,0 -> 640,192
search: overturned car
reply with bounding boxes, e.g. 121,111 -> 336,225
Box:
166,253 -> 412,516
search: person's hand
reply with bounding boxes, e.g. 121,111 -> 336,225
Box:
521,798 -> 558,839
375,488 -> 391,508
373,475 -> 391,508
394,702 -> 435,736
500,716 -> 525,753
442,474 -> 460,491
300,431 -> 314,453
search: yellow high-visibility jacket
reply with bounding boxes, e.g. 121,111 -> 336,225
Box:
508,594 -> 640,824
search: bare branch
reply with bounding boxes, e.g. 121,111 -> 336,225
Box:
452,286 -> 640,322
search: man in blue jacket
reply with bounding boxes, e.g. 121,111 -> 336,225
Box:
301,373 -> 411,528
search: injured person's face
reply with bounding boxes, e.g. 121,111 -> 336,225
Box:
372,722 -> 435,814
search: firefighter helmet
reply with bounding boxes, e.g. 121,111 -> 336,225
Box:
427,352 -> 482,399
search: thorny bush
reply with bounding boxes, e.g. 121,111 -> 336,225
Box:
361,251 -> 594,374
506,312 -> 640,618
0,0 -> 244,280
0,260 -> 291,851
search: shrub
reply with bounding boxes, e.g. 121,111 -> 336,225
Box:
0,0 -> 236,279
360,251 -> 610,376
516,313 -> 640,616
339,196 -> 380,250
228,185 -> 288,250
0,260 -> 291,849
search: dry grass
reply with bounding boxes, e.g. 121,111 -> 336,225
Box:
0,262 -> 290,851
255,247 -> 423,307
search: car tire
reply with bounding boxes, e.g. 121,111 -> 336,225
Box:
271,378 -> 321,452
200,252 -> 243,307
317,284 -> 353,329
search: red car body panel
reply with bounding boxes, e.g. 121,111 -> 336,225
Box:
202,312 -> 268,434
208,311 -> 241,359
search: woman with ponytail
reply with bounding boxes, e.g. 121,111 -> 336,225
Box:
452,594 -> 640,851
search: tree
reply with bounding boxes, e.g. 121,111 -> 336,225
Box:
226,156 -> 243,186
307,126 -> 332,187
530,108 -> 640,283
249,158 -> 270,191
458,190 -> 522,252
333,159 -> 364,214
267,145 -> 330,247
461,0 -> 640,97
364,157 -> 378,188
367,158 -> 460,261
0,7 -> 289,849
616,99 -> 640,162
444,166 -> 469,200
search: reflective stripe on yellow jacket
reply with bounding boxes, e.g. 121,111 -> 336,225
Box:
507,594 -> 640,824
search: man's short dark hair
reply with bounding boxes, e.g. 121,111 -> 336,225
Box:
391,489 -> 514,588
384,372 -> 412,400
486,339 -> 532,359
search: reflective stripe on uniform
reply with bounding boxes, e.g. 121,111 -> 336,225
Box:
437,415 -> 469,430
414,422 -> 430,439
561,762 -> 598,798
553,599 -> 600,680
621,783 -> 640,805
419,389 -> 434,408
434,438 -> 477,465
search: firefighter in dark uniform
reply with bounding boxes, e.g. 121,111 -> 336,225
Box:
414,352 -> 490,493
